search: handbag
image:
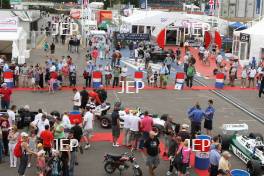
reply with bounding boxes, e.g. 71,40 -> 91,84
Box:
173,147 -> 183,167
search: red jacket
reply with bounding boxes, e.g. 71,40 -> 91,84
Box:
0,88 -> 12,102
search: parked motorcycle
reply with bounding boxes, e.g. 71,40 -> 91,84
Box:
103,150 -> 142,176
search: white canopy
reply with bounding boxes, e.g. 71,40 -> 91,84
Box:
233,19 -> 264,64
234,18 -> 264,36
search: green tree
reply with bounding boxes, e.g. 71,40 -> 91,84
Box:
1,0 -> 11,9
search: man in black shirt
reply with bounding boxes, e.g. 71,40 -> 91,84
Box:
96,85 -> 107,103
177,124 -> 191,142
111,104 -> 120,147
144,131 -> 160,176
80,87 -> 88,111
71,121 -> 83,167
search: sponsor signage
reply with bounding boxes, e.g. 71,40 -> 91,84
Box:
10,0 -> 21,5
116,33 -> 150,41
0,17 -> 18,32
240,33 -> 250,42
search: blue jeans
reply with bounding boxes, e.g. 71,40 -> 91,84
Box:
139,132 -> 149,149
0,139 -> 3,162
69,150 -> 77,176
1,100 -> 10,110
18,154 -> 29,175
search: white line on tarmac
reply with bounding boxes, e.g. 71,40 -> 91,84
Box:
238,119 -> 257,122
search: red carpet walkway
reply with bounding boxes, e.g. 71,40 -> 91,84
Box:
164,46 -> 243,79
11,86 -> 258,91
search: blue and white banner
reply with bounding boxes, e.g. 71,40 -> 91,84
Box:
256,0 -> 261,14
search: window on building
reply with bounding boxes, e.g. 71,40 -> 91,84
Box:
138,26 -> 145,33
132,25 -> 137,33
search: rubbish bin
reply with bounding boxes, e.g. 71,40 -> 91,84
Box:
230,169 -> 250,176
194,135 -> 211,170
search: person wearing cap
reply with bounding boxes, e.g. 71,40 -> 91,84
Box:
0,83 -> 12,109
178,124 -> 191,142
218,151 -> 232,176
209,143 -> 221,176
8,125 -> 19,167
204,99 -> 215,136
144,130 -> 160,176
122,108 -> 131,146
18,132 -> 37,176
72,88 -> 81,111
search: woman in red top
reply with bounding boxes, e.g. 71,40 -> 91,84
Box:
91,47 -> 99,64
0,83 -> 12,109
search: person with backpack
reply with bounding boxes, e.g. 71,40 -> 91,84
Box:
8,125 -> 19,168
178,139 -> 191,176
16,132 -> 37,176
166,136 -> 181,176
186,63 -> 196,88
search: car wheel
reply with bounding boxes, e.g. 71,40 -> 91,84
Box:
221,135 -> 232,150
247,160 -> 262,176
101,118 -> 110,128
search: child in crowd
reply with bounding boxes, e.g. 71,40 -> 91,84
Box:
36,143 -> 46,176
154,71 -> 158,88
28,128 -> 37,168
8,125 -> 19,168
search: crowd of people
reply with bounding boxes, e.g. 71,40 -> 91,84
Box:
109,98 -> 234,176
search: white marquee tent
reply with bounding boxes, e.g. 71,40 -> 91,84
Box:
0,17 -> 28,64
233,18 -> 264,64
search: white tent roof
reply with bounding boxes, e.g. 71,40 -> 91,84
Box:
234,18 -> 264,36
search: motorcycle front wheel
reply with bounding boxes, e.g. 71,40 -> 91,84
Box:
104,161 -> 116,174
133,167 -> 142,176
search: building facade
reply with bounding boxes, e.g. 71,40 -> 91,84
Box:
221,0 -> 264,19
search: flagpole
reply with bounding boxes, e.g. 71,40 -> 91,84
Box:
217,0 -> 221,31
82,0 -> 84,38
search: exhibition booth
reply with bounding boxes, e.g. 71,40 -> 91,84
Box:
0,17 -> 28,64
233,18 -> 264,65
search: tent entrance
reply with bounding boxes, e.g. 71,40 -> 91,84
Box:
238,42 -> 248,61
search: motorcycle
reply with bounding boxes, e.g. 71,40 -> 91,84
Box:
103,150 -> 142,176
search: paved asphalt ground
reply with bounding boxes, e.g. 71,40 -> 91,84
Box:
0,16 -> 264,175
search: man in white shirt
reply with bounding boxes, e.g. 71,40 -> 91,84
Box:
83,107 -> 94,149
34,109 -> 43,122
7,105 -> 16,127
73,88 -> 81,111
30,114 -> 50,137
122,108 -> 132,146
129,111 -> 141,150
